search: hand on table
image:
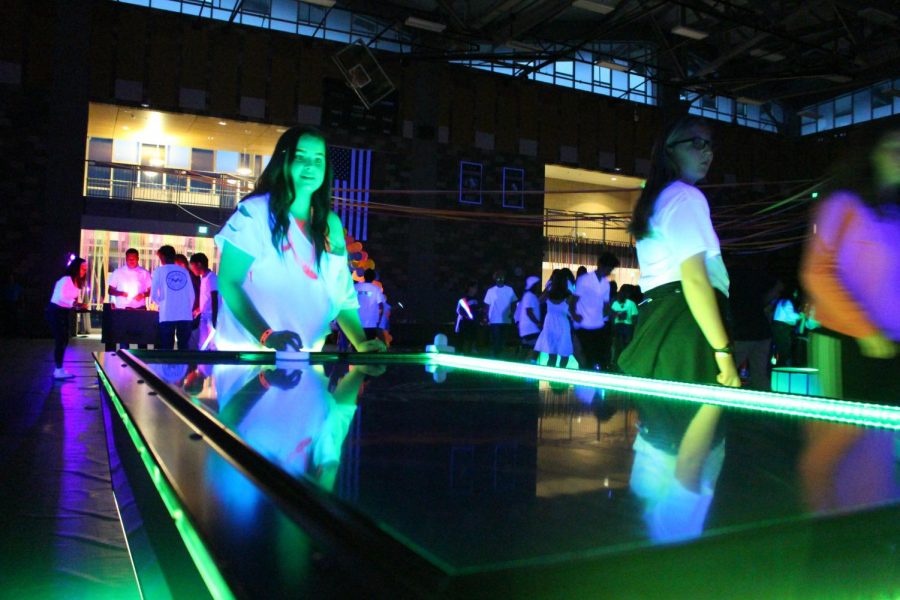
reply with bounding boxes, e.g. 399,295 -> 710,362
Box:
263,330 -> 303,351
857,332 -> 897,359
355,339 -> 387,353
715,353 -> 742,388
262,368 -> 302,390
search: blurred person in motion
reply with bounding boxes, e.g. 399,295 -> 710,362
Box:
798,129 -> 900,512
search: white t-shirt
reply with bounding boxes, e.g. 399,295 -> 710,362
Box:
575,271 -> 610,330
355,281 -> 385,328
213,195 -> 359,351
636,181 -> 730,296
517,291 -> 541,337
484,285 -> 518,324
50,276 -> 81,308
151,264 -> 196,323
108,264 -> 152,309
198,270 -> 219,319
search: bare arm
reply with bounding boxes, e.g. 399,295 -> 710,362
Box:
674,404 -> 724,492
680,253 -> 740,387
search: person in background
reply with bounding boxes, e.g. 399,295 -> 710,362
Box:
151,245 -> 195,350
189,253 -> 219,351
378,295 -> 392,346
107,248 -> 151,311
771,289 -> 801,366
106,247 -> 153,350
798,128 -> 900,513
355,268 -> 385,341
609,287 -> 639,369
215,126 -> 384,353
728,268 -> 780,390
574,252 -> 619,370
47,257 -> 87,379
484,270 -> 518,358
176,252 -> 201,348
455,281 -> 482,354
516,275 -> 542,362
575,265 -> 588,281
535,270 -> 581,368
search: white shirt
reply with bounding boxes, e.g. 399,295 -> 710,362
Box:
108,264 -> 152,309
484,285 -> 518,324
636,181 -> 730,296
773,299 -> 801,326
198,270 -> 219,319
50,276 -> 81,308
151,264 -> 196,323
214,195 -> 359,351
517,291 -> 541,337
574,272 -> 610,330
355,281 -> 385,327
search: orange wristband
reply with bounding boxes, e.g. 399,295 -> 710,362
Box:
259,328 -> 274,346
258,370 -> 271,390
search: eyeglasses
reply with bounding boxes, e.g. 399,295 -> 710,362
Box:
668,137 -> 714,151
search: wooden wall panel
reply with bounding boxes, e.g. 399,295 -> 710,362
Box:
179,22 -> 209,91
268,36 -> 300,123
474,73 -> 496,133
577,94 -> 600,169
0,0 -> 25,62
495,81 -> 518,154
208,29 -> 240,115
557,93 -> 579,148
88,3 -> 117,99
517,85 -> 539,140
613,103 -> 634,170
595,97 -> 616,153
24,0 -> 55,88
146,12 -> 180,108
538,87 -> 560,162
240,33 -> 269,99
114,10 -> 148,83
450,72 -> 474,146
296,41 -> 323,105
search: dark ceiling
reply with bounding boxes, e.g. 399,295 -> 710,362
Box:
341,0 -> 900,111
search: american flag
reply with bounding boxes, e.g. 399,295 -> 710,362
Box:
329,145 -> 372,241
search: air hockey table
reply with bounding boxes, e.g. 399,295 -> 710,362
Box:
94,349 -> 900,599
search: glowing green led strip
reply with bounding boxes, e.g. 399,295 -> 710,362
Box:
427,354 -> 900,430
96,365 -> 237,600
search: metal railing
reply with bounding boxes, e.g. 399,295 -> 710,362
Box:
84,160 -> 254,210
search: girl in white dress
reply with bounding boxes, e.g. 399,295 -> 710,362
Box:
215,127 -> 386,353
535,270 -> 582,367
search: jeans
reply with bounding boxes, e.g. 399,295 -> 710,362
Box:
158,320 -> 193,350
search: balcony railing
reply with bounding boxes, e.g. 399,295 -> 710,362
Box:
84,160 -> 254,210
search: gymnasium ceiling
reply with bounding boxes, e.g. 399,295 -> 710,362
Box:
340,0 -> 900,110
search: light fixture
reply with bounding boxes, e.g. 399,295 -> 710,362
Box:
596,60 -> 628,72
122,125 -> 130,130
671,25 -> 708,40
404,16 -> 447,33
197,225 -> 209,234
303,0 -> 336,7
149,157 -> 165,167
610,177 -> 618,181
217,121 -> 227,126
822,74 -> 852,83
736,96 -> 765,106
572,0 -> 614,15
236,167 -> 252,176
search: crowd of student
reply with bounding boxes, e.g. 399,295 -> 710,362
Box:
47,121 -> 898,408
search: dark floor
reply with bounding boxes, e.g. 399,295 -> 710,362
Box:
0,336 -> 139,599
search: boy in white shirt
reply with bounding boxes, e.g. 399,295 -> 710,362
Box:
189,253 -> 219,350
484,270 -> 518,357
354,269 -> 385,340
151,245 -> 195,350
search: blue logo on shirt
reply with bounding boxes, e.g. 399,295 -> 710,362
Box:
166,270 -> 189,291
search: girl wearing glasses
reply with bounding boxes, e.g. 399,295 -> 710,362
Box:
215,126 -> 385,354
619,116 -> 735,507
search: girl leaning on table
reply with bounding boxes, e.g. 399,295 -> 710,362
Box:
214,126 -> 385,354
47,257 -> 88,379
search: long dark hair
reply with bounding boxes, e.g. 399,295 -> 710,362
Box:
629,115 -> 711,239
65,257 -> 86,289
245,126 -> 334,266
822,128 -> 899,214
547,270 -> 571,302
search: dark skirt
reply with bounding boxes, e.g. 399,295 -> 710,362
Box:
810,328 -> 900,406
618,281 -> 729,385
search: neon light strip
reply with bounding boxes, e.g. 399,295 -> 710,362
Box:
427,354 -> 900,430
96,365 -> 237,600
